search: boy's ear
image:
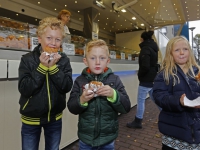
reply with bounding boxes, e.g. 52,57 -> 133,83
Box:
83,58 -> 88,66
107,57 -> 110,64
38,36 -> 41,43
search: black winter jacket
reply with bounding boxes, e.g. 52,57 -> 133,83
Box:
18,44 -> 73,125
153,66 -> 200,144
67,67 -> 130,147
138,39 -> 159,87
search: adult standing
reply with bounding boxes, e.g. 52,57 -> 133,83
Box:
57,9 -> 71,34
126,30 -> 159,129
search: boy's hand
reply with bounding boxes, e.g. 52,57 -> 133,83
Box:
40,52 -> 50,67
80,89 -> 94,104
48,53 -> 61,67
96,85 -> 114,98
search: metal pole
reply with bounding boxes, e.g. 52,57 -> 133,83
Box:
189,27 -> 196,50
192,30 -> 193,50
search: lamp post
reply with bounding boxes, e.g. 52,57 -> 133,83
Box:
189,27 -> 196,50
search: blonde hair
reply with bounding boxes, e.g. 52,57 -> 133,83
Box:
57,9 -> 71,20
161,36 -> 199,85
85,39 -> 110,57
36,17 -> 65,38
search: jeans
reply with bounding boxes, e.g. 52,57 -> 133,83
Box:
136,86 -> 154,119
21,119 -> 62,150
79,140 -> 115,150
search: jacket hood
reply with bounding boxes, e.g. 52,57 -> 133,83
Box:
81,67 -> 113,81
139,39 -> 159,52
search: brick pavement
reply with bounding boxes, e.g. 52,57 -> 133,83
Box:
62,98 -> 162,150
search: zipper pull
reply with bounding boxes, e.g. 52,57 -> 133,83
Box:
95,75 -> 97,81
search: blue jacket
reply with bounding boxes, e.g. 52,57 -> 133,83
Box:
153,65 -> 200,144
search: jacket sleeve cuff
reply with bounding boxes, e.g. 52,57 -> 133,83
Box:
80,102 -> 88,107
37,63 -> 48,74
107,89 -> 117,103
49,65 -> 59,75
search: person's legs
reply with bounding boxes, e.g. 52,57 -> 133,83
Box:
135,86 -> 151,119
79,140 -> 115,150
44,119 -> 62,150
99,141 -> 115,150
79,140 -> 93,150
21,123 -> 41,150
126,85 -> 151,129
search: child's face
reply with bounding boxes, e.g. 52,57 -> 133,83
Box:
83,46 -> 110,74
171,40 -> 190,68
38,26 -> 62,50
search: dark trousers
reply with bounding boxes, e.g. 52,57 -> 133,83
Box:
162,144 -> 176,150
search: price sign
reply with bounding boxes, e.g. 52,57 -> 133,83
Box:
128,54 -> 132,60
110,51 -> 116,59
31,37 -> 38,51
121,52 -> 125,60
62,43 -> 75,55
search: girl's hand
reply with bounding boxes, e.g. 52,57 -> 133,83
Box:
96,85 -> 114,98
180,94 -> 185,106
80,89 -> 94,104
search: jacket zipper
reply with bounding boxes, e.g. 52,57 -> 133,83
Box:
191,126 -> 195,142
46,73 -> 51,122
22,96 -> 32,110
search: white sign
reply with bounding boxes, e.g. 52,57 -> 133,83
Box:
128,54 -> 132,60
92,32 -> 98,40
110,51 -> 116,59
62,43 -> 75,55
31,37 -> 38,51
121,52 -> 125,60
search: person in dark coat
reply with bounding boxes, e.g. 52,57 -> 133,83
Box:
18,17 -> 73,150
67,39 -> 131,149
153,36 -> 200,150
127,30 -> 159,129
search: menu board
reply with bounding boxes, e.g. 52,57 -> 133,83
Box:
128,54 -> 132,60
121,52 -> 125,60
31,37 -> 38,51
110,50 -> 116,59
62,43 -> 75,55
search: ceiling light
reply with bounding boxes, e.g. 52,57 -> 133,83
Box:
54,8 -> 56,10
141,23 -> 144,26
121,9 -> 126,12
78,11 -> 80,13
132,17 -> 136,20
94,0 -> 106,9
38,2 -> 40,4
75,1 -> 77,3
65,5 -> 67,7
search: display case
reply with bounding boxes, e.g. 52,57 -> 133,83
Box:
108,44 -> 140,60
71,34 -> 88,56
0,16 -> 37,50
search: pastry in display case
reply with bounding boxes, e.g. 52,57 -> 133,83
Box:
0,16 -> 30,50
71,34 -> 87,56
108,44 -> 125,59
